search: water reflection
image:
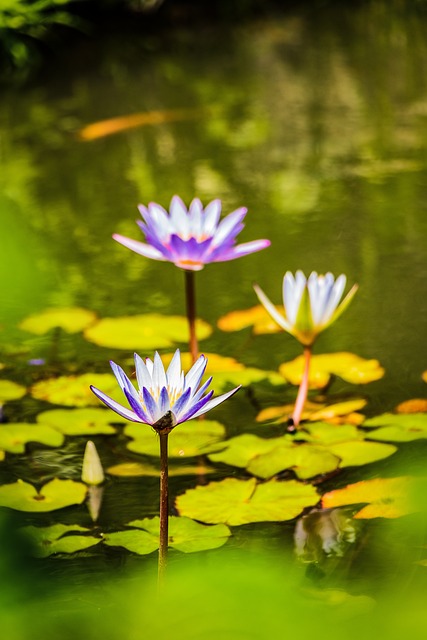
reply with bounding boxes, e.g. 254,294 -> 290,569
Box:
294,507 -> 357,563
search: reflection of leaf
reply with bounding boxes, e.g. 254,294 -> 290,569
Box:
322,476 -> 420,519
217,305 -> 283,334
125,420 -> 226,458
84,314 -> 212,350
19,307 -> 97,334
0,423 -> 64,453
36,408 -> 120,436
31,373 -> 123,407
364,413 -> 427,442
0,380 -> 26,402
279,353 -> 384,389
21,524 -> 101,558
107,461 -> 216,477
257,399 -> 366,426
0,479 -> 87,512
130,516 -> 231,553
176,477 -> 319,525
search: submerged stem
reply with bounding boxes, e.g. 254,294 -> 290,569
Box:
184,270 -> 198,364
158,431 -> 169,586
292,346 -> 312,428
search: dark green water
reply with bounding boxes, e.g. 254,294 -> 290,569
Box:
1,1 -> 427,631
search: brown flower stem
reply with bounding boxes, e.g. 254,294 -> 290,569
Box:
184,270 -> 198,364
292,346 -> 312,428
158,431 -> 169,586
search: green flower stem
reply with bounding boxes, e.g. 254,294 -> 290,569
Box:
158,431 -> 169,585
184,270 -> 198,364
292,346 -> 312,428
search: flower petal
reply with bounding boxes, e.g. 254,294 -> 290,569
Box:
211,208 -> 247,248
90,386 -> 142,422
253,284 -> 293,332
212,239 -> 271,262
134,353 -> 153,390
191,385 -> 242,419
113,234 -> 166,261
184,355 -> 208,390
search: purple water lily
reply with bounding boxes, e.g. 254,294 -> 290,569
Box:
90,349 -> 241,431
113,195 -> 270,271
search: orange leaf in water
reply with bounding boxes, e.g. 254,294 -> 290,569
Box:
78,107 -> 208,141
217,305 -> 283,334
396,399 -> 427,414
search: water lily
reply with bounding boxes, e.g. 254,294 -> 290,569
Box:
254,271 -> 358,347
254,271 -> 358,428
113,195 -> 270,272
90,349 -> 240,431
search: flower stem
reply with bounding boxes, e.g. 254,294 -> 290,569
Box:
292,346 -> 312,428
184,270 -> 198,364
158,431 -> 169,586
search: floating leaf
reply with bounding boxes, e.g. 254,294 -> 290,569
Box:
130,516 -> 231,553
84,314 -> 212,350
102,529 -> 159,555
208,433 -> 283,468
324,440 -> 397,467
36,408 -> 120,435
249,444 -> 339,480
217,305 -> 283,334
0,478 -> 87,512
422,370 -> 427,384
295,421 -> 364,444
395,399 -> 427,413
279,353 -> 384,389
20,523 -> 101,557
363,413 -> 427,442
322,476 -> 420,519
126,419 -> 226,458
0,423 -> 64,453
31,373 -> 123,407
0,450 -> 5,462
107,461 -> 216,477
256,399 -> 366,426
176,477 -> 319,525
19,307 -> 97,334
0,379 -> 26,402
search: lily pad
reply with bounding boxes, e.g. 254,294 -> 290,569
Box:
30,373 -> 123,407
363,413 -> 427,442
322,476 -> 420,519
36,408 -> 121,436
279,353 -> 385,389
19,307 -> 97,334
0,422 -> 64,453
102,529 -> 159,555
84,314 -> 212,349
131,516 -> 231,553
176,477 -> 319,525
20,523 -> 101,557
0,379 -> 26,403
294,421 -> 364,444
107,461 -> 216,477
324,440 -> 397,467
395,399 -> 427,414
0,478 -> 87,512
126,419 -> 226,457
256,399 -> 366,426
217,305 -> 283,335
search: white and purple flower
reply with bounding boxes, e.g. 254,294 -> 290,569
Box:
90,349 -> 240,431
113,195 -> 270,271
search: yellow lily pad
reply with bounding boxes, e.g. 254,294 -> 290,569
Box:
36,408 -> 121,436
107,461 -> 216,477
0,422 -> 64,453
125,419 -> 226,458
176,477 -> 319,525
421,370 -> 427,384
0,379 -> 26,402
217,305 -> 283,335
19,307 -> 97,334
20,524 -> 101,557
363,413 -> 427,442
30,373 -> 123,407
0,451 -> 4,462
84,314 -> 212,349
0,478 -> 87,512
256,399 -> 366,426
279,352 -> 385,389
322,476 -> 420,519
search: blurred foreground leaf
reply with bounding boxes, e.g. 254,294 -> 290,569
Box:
0,479 -> 86,512
0,379 -> 26,403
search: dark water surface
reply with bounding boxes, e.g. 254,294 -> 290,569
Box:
1,0 -> 427,609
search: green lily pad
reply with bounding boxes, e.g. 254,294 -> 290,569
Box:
295,422 -> 364,444
20,523 -> 101,557
36,408 -> 121,436
176,477 -> 319,525
208,433 -> 283,468
31,373 -> 123,407
125,419 -> 226,458
0,422 -> 64,453
107,461 -> 216,477
0,379 -> 26,402
363,413 -> 427,442
19,307 -> 97,335
128,516 -> 231,553
84,314 -> 212,349
247,444 -> 340,480
325,440 -> 397,467
102,529 -> 159,555
322,476 -> 420,519
279,352 -> 385,389
0,478 -> 87,512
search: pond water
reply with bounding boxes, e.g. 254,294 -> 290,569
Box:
1,1 -> 427,637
